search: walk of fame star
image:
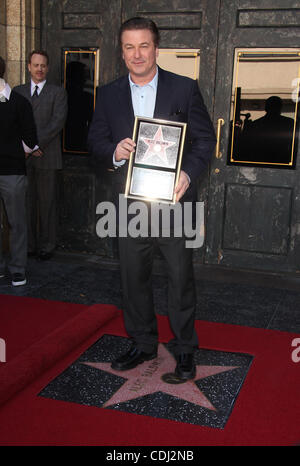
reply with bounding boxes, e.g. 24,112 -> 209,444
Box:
139,126 -> 176,166
82,344 -> 239,410
39,333 -> 253,428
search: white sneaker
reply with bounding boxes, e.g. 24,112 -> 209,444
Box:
11,273 -> 27,286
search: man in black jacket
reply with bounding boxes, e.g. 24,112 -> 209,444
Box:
88,18 -> 216,379
0,56 -> 40,286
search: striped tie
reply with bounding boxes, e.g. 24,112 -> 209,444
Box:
32,85 -> 39,98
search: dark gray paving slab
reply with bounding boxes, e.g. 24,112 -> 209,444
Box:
39,334 -> 253,429
1,254 -> 300,333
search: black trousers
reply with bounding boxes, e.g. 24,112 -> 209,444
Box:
118,235 -> 199,355
26,167 -> 57,254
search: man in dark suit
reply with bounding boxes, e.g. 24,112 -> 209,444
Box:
88,17 -> 216,379
14,51 -> 68,261
0,56 -> 39,286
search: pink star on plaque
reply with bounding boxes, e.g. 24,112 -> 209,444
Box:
141,126 -> 175,166
82,344 -> 239,410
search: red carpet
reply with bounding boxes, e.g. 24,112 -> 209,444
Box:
0,295 -> 300,445
0,294 -> 88,360
0,295 -> 117,406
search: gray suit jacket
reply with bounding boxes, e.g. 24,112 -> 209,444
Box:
14,82 -> 68,169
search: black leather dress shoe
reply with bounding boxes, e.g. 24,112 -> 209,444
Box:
111,346 -> 157,371
175,353 -> 196,380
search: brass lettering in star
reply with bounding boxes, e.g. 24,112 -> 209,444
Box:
128,358 -> 161,393
82,344 -> 239,410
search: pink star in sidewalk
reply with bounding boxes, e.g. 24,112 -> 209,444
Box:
140,126 -> 175,166
82,344 -> 239,410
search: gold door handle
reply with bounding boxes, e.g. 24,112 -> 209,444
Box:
215,118 -> 225,159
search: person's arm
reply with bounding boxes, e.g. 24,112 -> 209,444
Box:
37,87 -> 68,149
88,86 -> 136,169
114,138 -> 136,165
87,86 -> 118,169
113,150 -> 126,167
16,92 -> 39,152
22,141 -> 43,158
174,170 -> 191,202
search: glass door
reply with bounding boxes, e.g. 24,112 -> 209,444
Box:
206,0 -> 300,272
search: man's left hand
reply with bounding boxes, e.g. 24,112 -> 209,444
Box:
174,170 -> 190,202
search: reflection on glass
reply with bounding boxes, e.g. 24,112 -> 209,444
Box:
63,49 -> 99,153
229,50 -> 300,168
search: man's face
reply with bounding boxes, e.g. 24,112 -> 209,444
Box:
121,28 -> 158,83
28,54 -> 49,83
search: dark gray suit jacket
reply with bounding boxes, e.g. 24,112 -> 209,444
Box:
14,82 -> 68,169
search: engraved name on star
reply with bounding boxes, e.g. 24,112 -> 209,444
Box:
82,344 -> 239,410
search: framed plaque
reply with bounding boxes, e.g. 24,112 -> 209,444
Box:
125,117 -> 187,204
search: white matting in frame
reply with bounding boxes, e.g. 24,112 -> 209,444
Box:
130,167 -> 176,201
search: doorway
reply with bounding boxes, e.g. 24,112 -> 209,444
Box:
206,1 -> 300,272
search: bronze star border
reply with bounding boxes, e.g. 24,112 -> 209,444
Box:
39,335 -> 253,429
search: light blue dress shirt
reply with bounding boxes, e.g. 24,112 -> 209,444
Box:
129,69 -> 158,118
113,68 -> 158,167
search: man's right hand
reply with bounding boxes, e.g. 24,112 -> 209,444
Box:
115,138 -> 136,162
32,148 -> 43,157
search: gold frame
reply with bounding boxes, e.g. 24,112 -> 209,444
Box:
63,49 -> 99,154
125,117 -> 187,204
230,49 -> 300,167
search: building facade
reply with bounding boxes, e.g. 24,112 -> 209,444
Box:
2,0 -> 300,273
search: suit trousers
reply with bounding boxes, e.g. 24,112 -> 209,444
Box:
26,166 -> 57,253
0,175 -> 27,274
118,235 -> 199,355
